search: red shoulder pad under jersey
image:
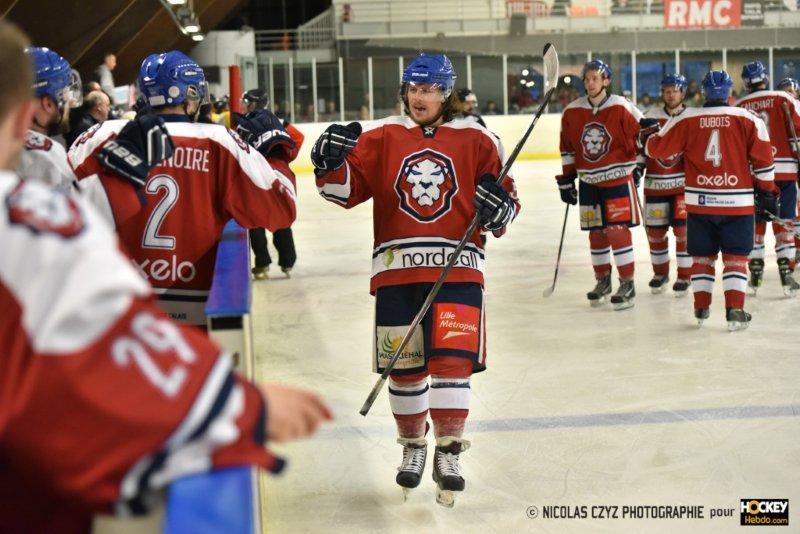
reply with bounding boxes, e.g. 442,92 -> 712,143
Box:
0,171 -> 280,531
316,116 -> 519,293
645,106 -> 775,216
736,90 -> 800,181
642,106 -> 686,196
560,94 -> 643,187
285,122 -> 305,154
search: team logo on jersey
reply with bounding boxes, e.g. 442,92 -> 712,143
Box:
581,122 -> 612,162
228,129 -> 250,153
656,153 -> 682,168
6,181 -> 84,237
24,131 -> 53,152
395,149 -> 458,222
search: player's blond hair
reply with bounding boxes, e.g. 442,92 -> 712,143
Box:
0,22 -> 32,117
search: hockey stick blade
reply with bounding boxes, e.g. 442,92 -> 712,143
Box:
359,44 -> 560,417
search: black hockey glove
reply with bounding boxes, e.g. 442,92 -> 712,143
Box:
311,122 -> 361,173
636,118 -> 661,153
97,114 -> 174,189
632,165 -> 645,189
474,173 -> 515,231
755,188 -> 780,221
556,174 -> 578,205
233,109 -> 297,161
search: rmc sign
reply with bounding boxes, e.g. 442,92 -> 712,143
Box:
664,0 -> 742,28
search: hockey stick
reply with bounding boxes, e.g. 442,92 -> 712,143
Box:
359,43 -> 560,416
766,212 -> 800,239
542,203 -> 569,297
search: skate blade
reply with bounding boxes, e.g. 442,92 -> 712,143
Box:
727,321 -> 750,332
650,286 -> 666,295
673,290 -> 688,298
612,299 -> 634,311
589,296 -> 607,308
402,487 -> 413,502
696,319 -> 705,328
435,488 -> 456,508
782,286 -> 797,298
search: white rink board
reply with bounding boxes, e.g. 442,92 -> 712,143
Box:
252,160 -> 800,534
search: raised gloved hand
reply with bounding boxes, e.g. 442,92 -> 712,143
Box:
755,188 -> 780,221
632,165 -> 645,188
556,174 -> 578,205
233,109 -> 297,161
97,114 -> 174,188
310,122 -> 361,172
636,118 -> 661,153
473,173 -> 515,231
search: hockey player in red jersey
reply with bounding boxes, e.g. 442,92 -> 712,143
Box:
642,74 -> 691,296
557,59 -> 643,310
69,51 -> 298,327
736,62 -> 800,296
0,22 -> 330,533
642,70 -> 778,331
777,78 -> 800,263
312,53 -> 520,506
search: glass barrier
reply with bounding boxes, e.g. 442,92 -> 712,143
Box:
471,55 -> 505,115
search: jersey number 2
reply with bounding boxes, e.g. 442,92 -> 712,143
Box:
142,174 -> 178,249
704,129 -> 722,168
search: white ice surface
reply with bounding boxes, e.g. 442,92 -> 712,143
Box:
252,160 -> 800,534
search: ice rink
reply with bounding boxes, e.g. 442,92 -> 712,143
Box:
252,159 -> 800,533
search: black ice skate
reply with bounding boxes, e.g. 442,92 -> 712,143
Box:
777,258 -> 799,297
396,437 -> 427,500
432,437 -> 470,508
748,259 -> 764,294
648,274 -> 669,294
587,274 -> 611,307
726,308 -> 751,332
694,308 -> 710,327
251,266 -> 268,280
610,279 -> 635,311
672,279 -> 690,298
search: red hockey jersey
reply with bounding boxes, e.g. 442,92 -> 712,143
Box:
645,105 -> 775,216
315,116 -> 520,293
736,90 -> 800,181
643,106 -> 686,197
0,172 -> 281,533
69,117 -> 297,326
560,94 -> 644,187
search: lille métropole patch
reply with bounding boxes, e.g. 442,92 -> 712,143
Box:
432,303 -> 480,352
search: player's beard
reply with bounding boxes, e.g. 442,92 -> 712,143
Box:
407,99 -> 445,128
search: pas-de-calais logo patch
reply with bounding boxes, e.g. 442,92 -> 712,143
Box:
395,149 -> 458,223
581,122 -> 612,162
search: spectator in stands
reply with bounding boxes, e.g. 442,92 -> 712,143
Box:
484,99 -> 499,114
358,104 -> 370,120
65,90 -> 110,146
323,99 -> 338,120
638,93 -> 654,112
94,52 -> 116,98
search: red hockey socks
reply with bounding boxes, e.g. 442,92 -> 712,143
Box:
646,226 -> 670,276
428,357 -> 471,438
750,221 -> 767,260
722,254 -> 748,309
691,255 -> 716,309
607,225 -> 634,280
588,229 -> 611,279
773,222 -> 796,270
389,376 -> 428,438
674,225 -> 692,280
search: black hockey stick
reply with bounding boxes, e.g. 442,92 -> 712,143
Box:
542,203 -> 569,297
359,43 -> 560,416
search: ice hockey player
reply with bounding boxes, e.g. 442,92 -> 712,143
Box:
456,88 -> 487,127
17,46 -> 82,190
642,74 -> 692,296
237,88 -> 304,279
641,70 -> 777,331
69,51 -> 298,327
557,59 -> 643,309
735,61 -> 800,296
778,77 -> 799,100
312,53 -> 520,507
0,21 -> 330,533
776,78 -> 800,263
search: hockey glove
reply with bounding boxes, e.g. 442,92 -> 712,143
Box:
233,109 -> 298,161
632,165 -> 645,189
556,174 -> 578,205
474,173 -> 515,231
636,118 -> 661,153
755,188 -> 780,221
311,122 -> 361,173
96,114 -> 174,189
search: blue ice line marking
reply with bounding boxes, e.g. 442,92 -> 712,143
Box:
317,403 -> 800,440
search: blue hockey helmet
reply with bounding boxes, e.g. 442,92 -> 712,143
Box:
777,77 -> 799,93
660,73 -> 687,92
701,70 -> 733,101
138,51 -> 210,108
741,61 -> 769,89
582,59 -> 612,80
28,47 -> 82,109
401,53 -> 457,99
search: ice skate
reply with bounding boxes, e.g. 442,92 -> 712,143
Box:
586,274 -> 611,307
432,437 -> 470,508
648,274 -> 669,294
396,437 -> 427,501
281,266 -> 293,278
777,258 -> 799,297
610,279 -> 635,310
748,259 -> 764,294
672,279 -> 690,297
726,308 -> 751,332
694,308 -> 709,327
251,266 -> 268,280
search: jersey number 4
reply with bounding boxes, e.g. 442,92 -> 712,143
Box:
704,129 -> 722,168
142,174 -> 178,249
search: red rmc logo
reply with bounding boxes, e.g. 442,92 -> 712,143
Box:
664,0 -> 741,28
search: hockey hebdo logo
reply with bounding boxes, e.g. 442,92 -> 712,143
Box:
395,149 -> 458,223
581,122 -> 612,162
740,499 -> 789,526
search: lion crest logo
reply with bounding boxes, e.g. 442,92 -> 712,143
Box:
581,122 -> 612,162
395,149 -> 458,222
657,153 -> 682,168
